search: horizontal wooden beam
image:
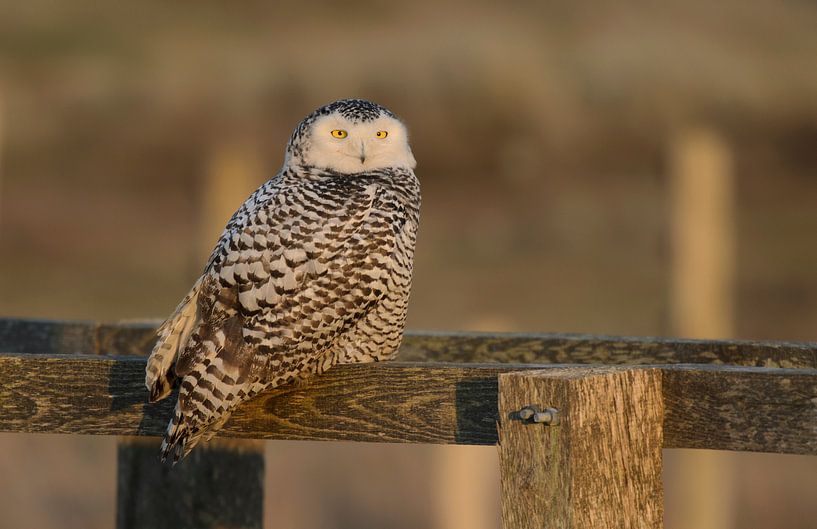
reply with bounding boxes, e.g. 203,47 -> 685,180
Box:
663,364 -> 817,453
401,332 -> 817,369
0,353 -> 814,454
0,354 -> 511,444
0,318 -> 159,357
2,317 -> 816,368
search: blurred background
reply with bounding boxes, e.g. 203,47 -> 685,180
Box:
1,1 -> 816,528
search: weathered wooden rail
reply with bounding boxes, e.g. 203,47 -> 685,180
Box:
1,318 -> 816,528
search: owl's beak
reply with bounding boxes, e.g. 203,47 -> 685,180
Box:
358,142 -> 366,163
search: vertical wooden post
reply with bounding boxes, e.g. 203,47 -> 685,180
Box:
498,367 -> 664,529
117,438 -> 264,529
668,127 -> 737,529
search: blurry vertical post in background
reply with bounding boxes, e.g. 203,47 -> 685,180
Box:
433,446 -> 500,529
668,127 -> 737,529
0,92 -> 4,235
669,127 -> 736,339
200,141 -> 266,261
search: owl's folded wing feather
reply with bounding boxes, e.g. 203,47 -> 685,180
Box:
160,179 -> 398,461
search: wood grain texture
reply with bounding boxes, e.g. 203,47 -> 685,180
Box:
498,367 -> 664,529
117,438 -> 263,529
1,353 -> 815,453
0,354 -> 513,444
2,317 -> 816,368
663,364 -> 817,454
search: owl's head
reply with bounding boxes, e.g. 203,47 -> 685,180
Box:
285,99 -> 416,173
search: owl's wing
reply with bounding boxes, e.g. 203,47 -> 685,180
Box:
162,179 -> 397,461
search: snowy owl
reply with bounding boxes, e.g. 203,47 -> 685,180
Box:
145,99 -> 421,462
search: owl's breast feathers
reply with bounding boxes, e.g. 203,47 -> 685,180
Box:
146,166 -> 420,461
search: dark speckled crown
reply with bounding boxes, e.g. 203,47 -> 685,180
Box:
285,99 -> 397,162
319,99 -> 394,122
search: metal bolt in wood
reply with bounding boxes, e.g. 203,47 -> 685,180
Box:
532,408 -> 559,425
515,406 -> 560,425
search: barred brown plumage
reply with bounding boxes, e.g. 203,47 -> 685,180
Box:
145,99 -> 420,463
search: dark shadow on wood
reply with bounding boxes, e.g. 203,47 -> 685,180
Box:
107,353 -> 173,436
455,375 -> 499,444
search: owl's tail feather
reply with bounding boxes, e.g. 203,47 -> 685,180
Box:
160,407 -> 195,464
160,375 -> 267,464
159,405 -> 233,465
145,277 -> 203,403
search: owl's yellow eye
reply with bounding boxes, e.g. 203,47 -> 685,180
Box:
331,129 -> 348,139
375,130 -> 388,139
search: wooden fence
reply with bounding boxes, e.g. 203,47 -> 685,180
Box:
1,317 -> 815,528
